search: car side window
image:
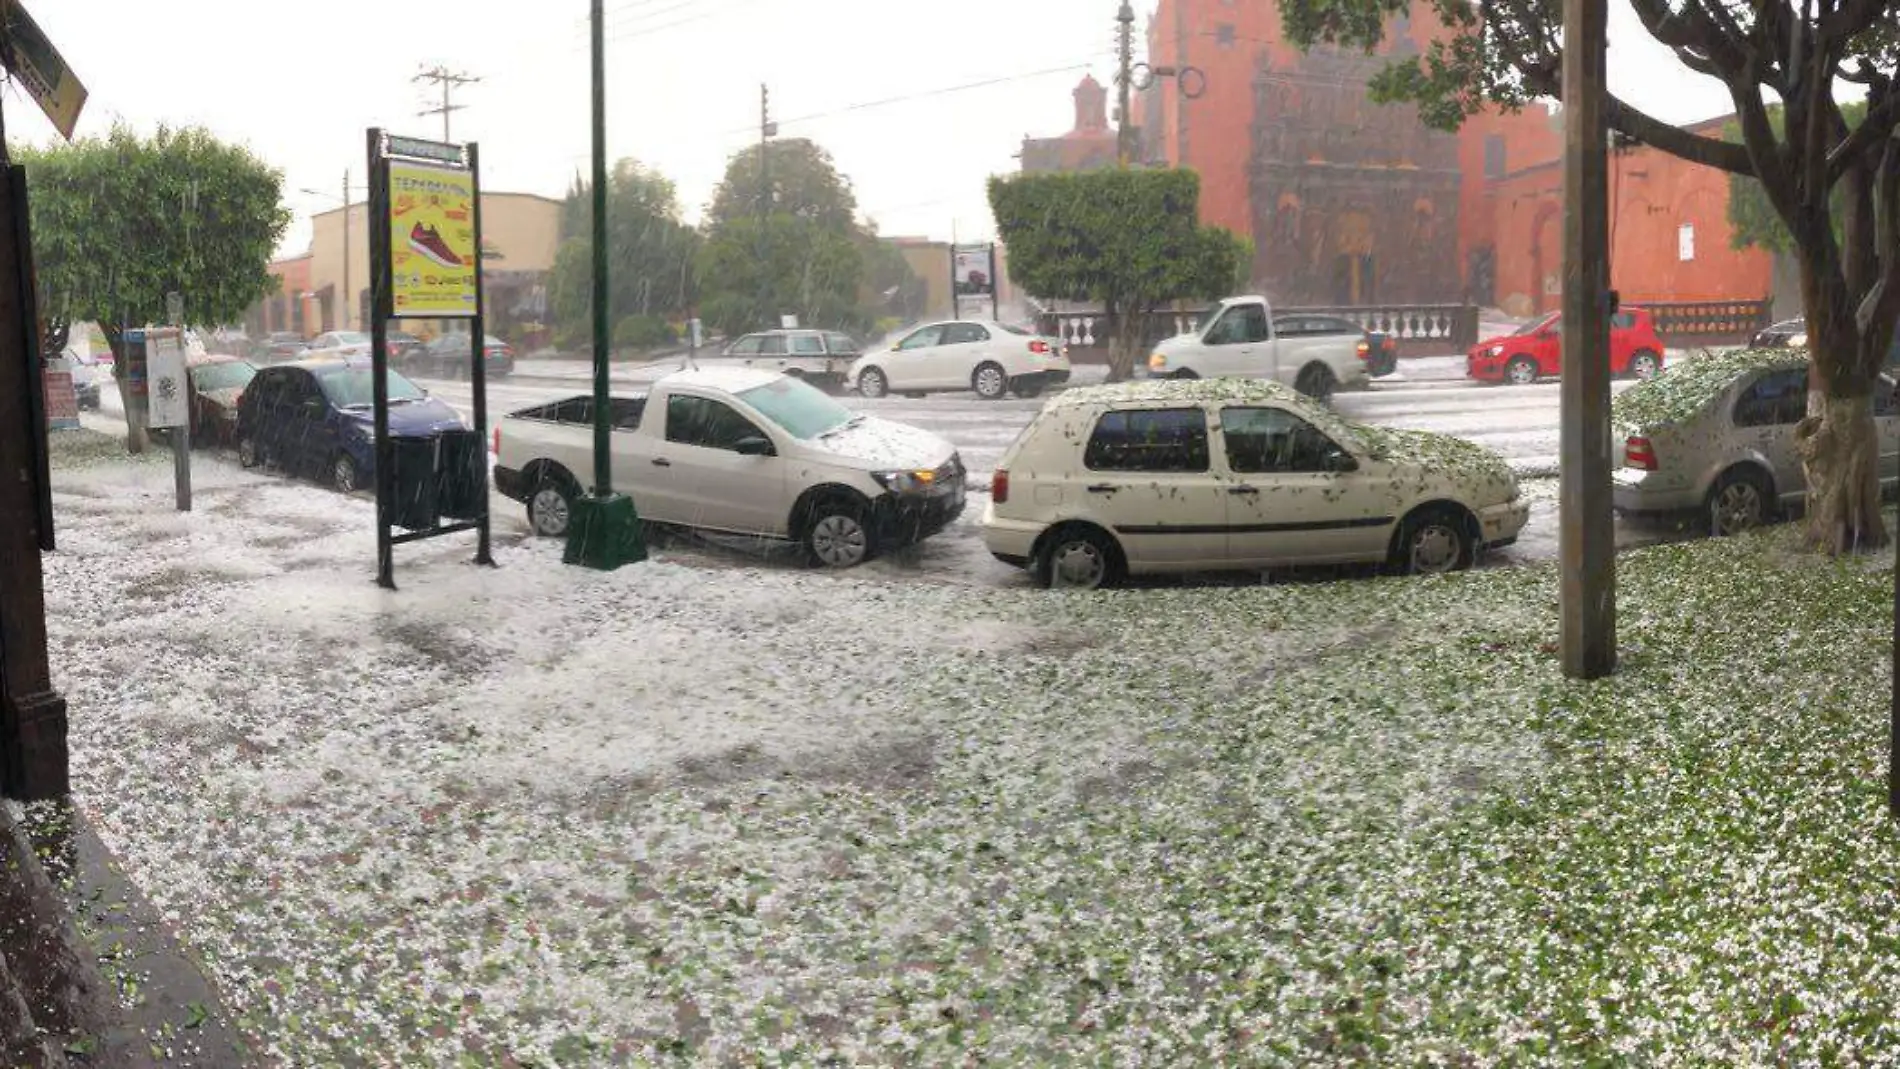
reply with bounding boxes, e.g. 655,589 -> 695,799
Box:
1207,305 -> 1268,345
611,397 -> 646,430
824,332 -> 860,356
286,373 -> 322,413
727,336 -> 763,356
248,371 -> 285,411
667,395 -> 767,451
1222,407 -> 1345,474
941,323 -> 987,345
1084,408 -> 1210,472
898,326 -> 944,351
1733,369 -> 1807,427
791,335 -> 825,355
1611,312 -> 1635,330
758,335 -> 788,356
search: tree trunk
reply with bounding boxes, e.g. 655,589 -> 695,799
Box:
102,325 -> 148,455
1105,303 -> 1144,383
1796,392 -> 1884,552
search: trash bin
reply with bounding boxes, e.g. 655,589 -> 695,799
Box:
435,428 -> 486,521
389,435 -> 440,532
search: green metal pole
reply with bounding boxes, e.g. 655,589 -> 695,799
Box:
591,0 -> 610,495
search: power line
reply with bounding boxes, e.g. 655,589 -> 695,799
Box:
757,58 -> 1112,134
415,65 -> 482,143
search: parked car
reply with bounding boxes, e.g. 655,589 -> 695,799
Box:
235,358 -> 468,493
845,319 -> 1071,400
493,368 -> 964,567
185,355 -> 257,447
1750,316 -> 1900,365
1141,296 -> 1370,401
980,377 -> 1529,589
408,332 -> 515,379
304,331 -> 373,360
258,332 -> 309,363
1611,347 -> 1900,535
385,330 -> 428,363
719,329 -> 861,392
1467,308 -> 1666,384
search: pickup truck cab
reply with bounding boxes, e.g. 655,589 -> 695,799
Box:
493,368 -> 966,568
1141,296 -> 1370,401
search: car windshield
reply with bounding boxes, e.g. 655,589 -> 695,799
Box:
317,367 -> 426,408
1196,305 -> 1230,333
738,376 -> 855,438
193,362 -> 255,391
330,332 -> 369,345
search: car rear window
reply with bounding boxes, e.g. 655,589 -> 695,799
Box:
824,332 -> 860,355
791,334 -> 825,355
1084,408 -> 1210,472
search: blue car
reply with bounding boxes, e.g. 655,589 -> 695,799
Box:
235,358 -> 468,492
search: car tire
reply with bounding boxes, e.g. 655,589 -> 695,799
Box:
1391,506 -> 1476,575
1707,467 -> 1772,537
800,496 -> 875,568
1505,356 -> 1540,385
1012,377 -> 1046,400
858,367 -> 889,399
1627,349 -> 1662,380
332,454 -> 361,494
973,362 -> 1009,401
528,469 -> 579,538
1168,368 -> 1200,381
238,435 -> 262,469
1036,524 -> 1123,590
1295,363 -> 1338,403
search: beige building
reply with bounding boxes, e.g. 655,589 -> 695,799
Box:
259,191 -> 563,345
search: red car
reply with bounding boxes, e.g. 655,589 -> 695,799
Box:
1466,308 -> 1666,384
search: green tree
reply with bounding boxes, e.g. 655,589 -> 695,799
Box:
547,159 -> 699,352
989,168 -> 1249,382
1726,103 -> 1867,254
705,138 -> 858,232
16,125 -> 290,452
1280,0 -> 1900,552
696,215 -> 863,337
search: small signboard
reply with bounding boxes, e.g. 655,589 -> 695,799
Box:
146,328 -> 188,429
953,244 -> 995,298
1,2 -> 87,140
388,160 -> 478,318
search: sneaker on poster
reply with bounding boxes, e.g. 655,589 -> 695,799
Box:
409,223 -> 463,268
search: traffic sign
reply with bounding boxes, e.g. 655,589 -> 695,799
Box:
1,2 -> 87,140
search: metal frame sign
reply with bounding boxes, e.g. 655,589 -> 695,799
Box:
145,327 -> 188,429
952,244 -> 995,298
387,161 -> 478,318
1,2 -> 87,140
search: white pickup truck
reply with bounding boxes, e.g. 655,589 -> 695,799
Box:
492,367 -> 966,567
1141,295 -> 1371,401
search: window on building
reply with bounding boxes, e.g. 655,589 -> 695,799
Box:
1678,223 -> 1696,262
1215,23 -> 1237,47
1483,135 -> 1507,180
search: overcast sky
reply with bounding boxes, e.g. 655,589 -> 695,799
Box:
18,0 -> 1732,258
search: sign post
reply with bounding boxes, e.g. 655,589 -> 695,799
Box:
953,243 -> 998,321
146,319 -> 191,512
366,128 -> 495,590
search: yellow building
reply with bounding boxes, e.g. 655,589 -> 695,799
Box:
259,191 -> 562,346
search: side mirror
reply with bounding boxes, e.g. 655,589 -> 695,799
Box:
734,436 -> 775,457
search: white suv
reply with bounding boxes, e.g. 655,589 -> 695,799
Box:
980,378 -> 1528,588
846,319 -> 1071,400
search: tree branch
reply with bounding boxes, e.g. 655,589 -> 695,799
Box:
1606,97 -> 1757,175
1829,82 -> 1900,182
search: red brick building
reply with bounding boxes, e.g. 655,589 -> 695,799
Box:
1022,0 -> 1772,314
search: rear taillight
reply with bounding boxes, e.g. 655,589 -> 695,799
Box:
1356,340 -> 1371,359
1029,340 -> 1051,355
991,469 -> 1009,503
1624,435 -> 1658,470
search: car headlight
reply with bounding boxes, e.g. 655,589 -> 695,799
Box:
1790,333 -> 1808,349
1148,352 -> 1168,371
1486,344 -> 1505,357
873,469 -> 938,494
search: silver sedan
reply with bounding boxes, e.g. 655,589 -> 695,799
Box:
1611,350 -> 1900,535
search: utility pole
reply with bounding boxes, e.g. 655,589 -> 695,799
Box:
1558,0 -> 1615,679
759,83 -> 776,327
1115,0 -> 1136,166
342,168 -> 352,331
416,65 -> 480,144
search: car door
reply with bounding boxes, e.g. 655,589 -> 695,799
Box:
1218,405 -> 1389,564
888,325 -> 946,391
275,370 -> 333,476
1200,304 -> 1273,379
931,322 -> 990,389
1072,406 -> 1228,568
1532,315 -> 1563,374
1729,368 -> 1807,506
753,334 -> 789,371
646,392 -> 787,534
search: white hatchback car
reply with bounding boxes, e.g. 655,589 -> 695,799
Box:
981,378 -> 1529,588
847,319 -> 1071,400
304,331 -> 373,360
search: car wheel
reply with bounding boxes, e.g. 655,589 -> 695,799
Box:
1708,468 -> 1772,537
802,497 -> 874,568
332,454 -> 361,494
973,362 -> 1009,401
858,367 -> 889,399
1012,378 -> 1045,400
1628,349 -> 1662,380
1295,363 -> 1338,403
1170,369 -> 1200,381
528,471 -> 578,538
1505,356 -> 1540,385
1392,507 -> 1475,575
1037,524 -> 1122,590
238,436 -> 261,469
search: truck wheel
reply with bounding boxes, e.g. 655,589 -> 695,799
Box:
528,469 -> 579,538
1295,363 -> 1338,403
801,496 -> 874,568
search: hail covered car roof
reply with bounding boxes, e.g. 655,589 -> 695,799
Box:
1050,376 -> 1307,410
1611,346 -> 1807,431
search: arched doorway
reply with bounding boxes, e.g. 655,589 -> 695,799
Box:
1332,210 -> 1375,305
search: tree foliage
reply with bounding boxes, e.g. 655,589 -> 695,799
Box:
548,159 -> 699,351
989,168 -> 1248,380
14,124 -> 290,451
705,138 -> 858,233
1280,0 -> 1900,550
1727,103 -> 1866,255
